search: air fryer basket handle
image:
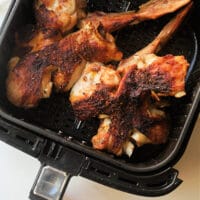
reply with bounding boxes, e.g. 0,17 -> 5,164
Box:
29,164 -> 71,200
135,168 -> 182,196
80,158 -> 182,196
29,142 -> 87,200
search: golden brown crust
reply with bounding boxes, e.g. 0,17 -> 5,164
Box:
70,62 -> 121,120
92,101 -> 135,156
117,54 -> 189,98
35,0 -> 87,33
6,23 -> 122,107
79,11 -> 137,32
13,26 -> 62,57
53,23 -> 122,91
6,53 -> 57,107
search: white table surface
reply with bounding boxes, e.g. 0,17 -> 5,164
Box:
0,1 -> 200,200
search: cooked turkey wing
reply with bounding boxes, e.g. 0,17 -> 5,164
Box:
117,4 -> 192,98
6,23 -> 122,108
35,0 -> 87,33
79,0 -> 191,32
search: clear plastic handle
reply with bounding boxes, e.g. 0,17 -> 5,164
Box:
30,165 -> 71,200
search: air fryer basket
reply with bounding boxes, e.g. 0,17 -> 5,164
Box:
0,0 -> 199,199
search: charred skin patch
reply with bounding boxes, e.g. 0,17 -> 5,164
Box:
91,99 -> 135,156
72,88 -> 115,120
35,5 -> 63,32
117,54 -> 189,98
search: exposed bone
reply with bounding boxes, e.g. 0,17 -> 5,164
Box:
131,129 -> 152,147
175,91 -> 186,98
123,141 -> 135,157
41,65 -> 57,99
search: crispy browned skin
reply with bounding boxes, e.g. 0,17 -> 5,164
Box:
79,11 -> 137,32
6,23 -> 122,108
132,94 -> 169,144
7,27 -> 63,108
92,94 -> 169,155
71,4 -> 191,123
53,24 -> 122,91
117,54 -> 189,98
92,101 -> 134,156
14,26 -> 62,56
117,4 -> 192,98
79,0 -> 191,32
70,62 -> 121,120
35,0 -> 87,33
92,55 -> 188,155
6,52 -> 57,107
71,54 -> 189,121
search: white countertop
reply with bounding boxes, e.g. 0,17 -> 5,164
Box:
0,1 -> 200,200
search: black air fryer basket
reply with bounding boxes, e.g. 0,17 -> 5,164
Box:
0,0 -> 200,199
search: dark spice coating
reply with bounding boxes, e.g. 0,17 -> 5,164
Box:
132,94 -> 169,144
72,53 -> 189,121
35,5 -> 61,31
14,26 -> 62,57
92,93 -> 170,155
6,52 -> 57,107
34,0 -> 87,33
72,89 -> 116,120
106,100 -> 135,155
6,24 -> 122,108
92,98 -> 135,155
117,54 -> 188,98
